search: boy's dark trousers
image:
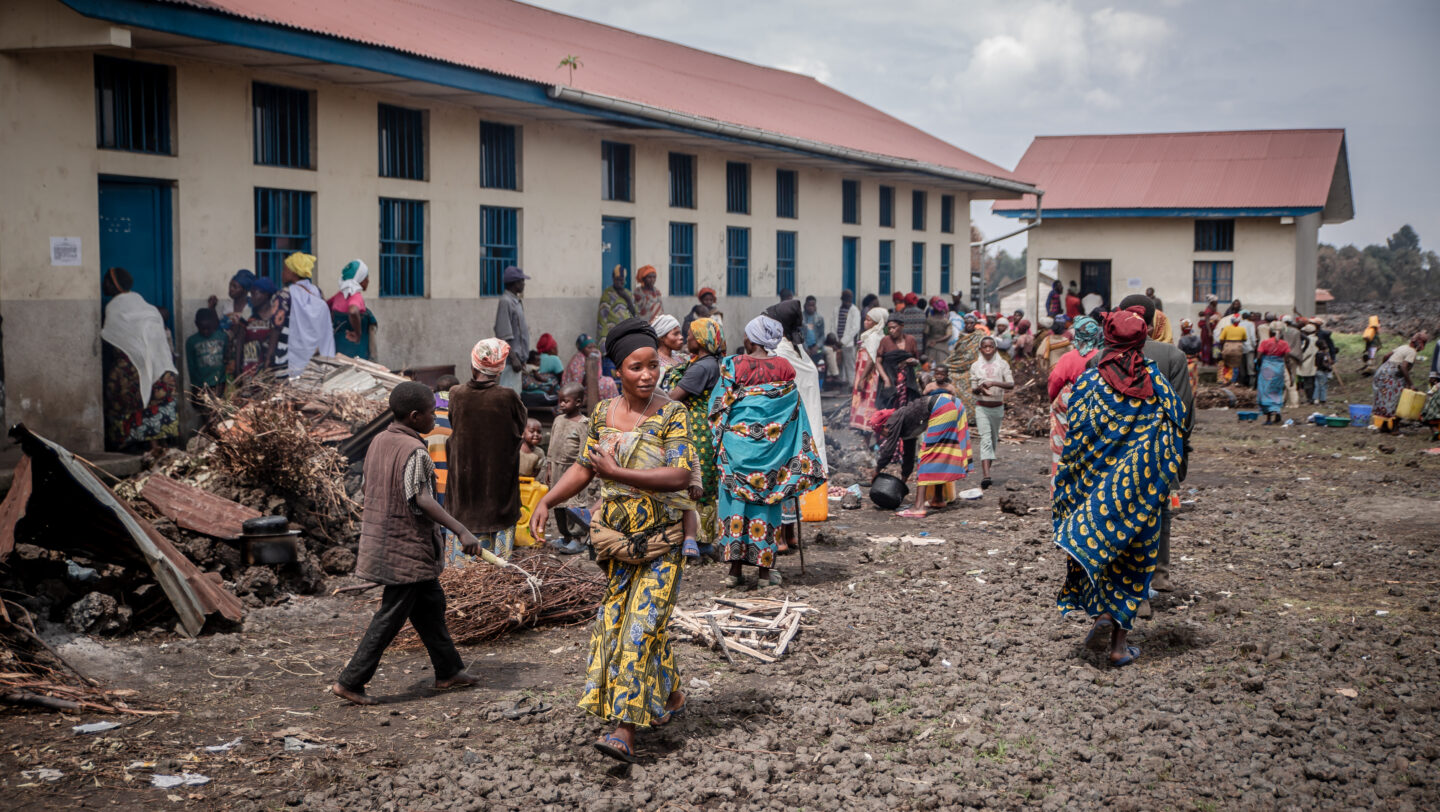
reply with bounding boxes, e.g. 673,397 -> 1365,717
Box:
337,579 -> 464,690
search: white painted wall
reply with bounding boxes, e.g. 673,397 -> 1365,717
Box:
0,16 -> 982,448
1022,216 -> 1316,323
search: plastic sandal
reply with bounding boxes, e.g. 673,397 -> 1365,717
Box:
758,571 -> 783,590
1083,619 -> 1114,651
594,735 -> 640,764
723,574 -> 742,588
1110,645 -> 1142,668
895,508 -> 927,518
652,697 -> 688,727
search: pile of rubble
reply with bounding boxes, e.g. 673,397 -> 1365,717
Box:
1325,298 -> 1439,338
0,357 -> 404,642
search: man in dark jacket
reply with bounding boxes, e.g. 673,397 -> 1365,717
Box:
447,338 -> 528,560
332,382 -> 480,705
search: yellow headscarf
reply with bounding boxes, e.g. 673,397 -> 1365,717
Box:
284,252 -> 317,280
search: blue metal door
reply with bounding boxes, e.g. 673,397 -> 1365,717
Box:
841,236 -> 858,293
601,217 -> 632,288
99,177 -> 173,324
1080,260 -> 1112,310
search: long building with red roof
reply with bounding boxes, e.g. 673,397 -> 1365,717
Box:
0,0 -> 1034,450
994,129 -> 1352,320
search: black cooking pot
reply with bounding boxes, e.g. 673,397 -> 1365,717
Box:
242,515 -> 290,535
869,474 -> 909,510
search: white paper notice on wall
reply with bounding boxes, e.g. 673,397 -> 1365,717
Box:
1126,277 -> 1143,289
50,237 -> 82,267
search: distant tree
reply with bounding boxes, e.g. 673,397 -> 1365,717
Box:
1318,224 -> 1440,300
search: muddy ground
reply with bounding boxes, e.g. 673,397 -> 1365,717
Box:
3,401 -> 1439,811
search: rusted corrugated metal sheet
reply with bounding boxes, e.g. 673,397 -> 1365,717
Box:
7,426 -> 244,636
140,474 -> 261,541
0,455 -> 33,561
142,0 -> 1021,184
994,129 -> 1348,215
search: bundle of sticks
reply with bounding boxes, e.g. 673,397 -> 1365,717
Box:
395,551 -> 603,648
199,384 -> 356,519
670,597 -> 816,663
0,599 -> 161,715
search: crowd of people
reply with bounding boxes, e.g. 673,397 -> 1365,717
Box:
95,256 -> 1440,765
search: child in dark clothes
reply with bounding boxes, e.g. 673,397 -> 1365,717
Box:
185,307 -> 228,414
332,382 -> 480,705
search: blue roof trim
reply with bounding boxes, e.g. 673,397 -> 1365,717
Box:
995,207 -> 1324,219
58,0 -> 968,176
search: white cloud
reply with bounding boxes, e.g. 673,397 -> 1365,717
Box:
1090,7 -> 1172,79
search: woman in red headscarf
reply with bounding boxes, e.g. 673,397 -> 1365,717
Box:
1053,307 -> 1185,669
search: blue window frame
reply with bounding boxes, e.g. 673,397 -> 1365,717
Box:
669,153 -> 695,208
669,223 -> 696,296
727,226 -> 750,297
776,169 -> 798,219
379,198 -> 425,297
479,205 -> 519,297
378,103 -> 425,180
941,195 -> 955,234
842,236 -> 858,293
1193,261 -> 1233,302
601,141 -> 633,201
879,185 -> 894,228
1195,219 -> 1235,251
253,82 -> 311,168
727,162 -> 750,214
95,55 -> 172,154
940,244 -> 953,294
911,242 -> 925,293
878,240 -> 893,295
253,188 -> 312,284
776,230 -> 797,295
480,121 -> 518,190
842,179 -> 860,225
912,190 -> 927,231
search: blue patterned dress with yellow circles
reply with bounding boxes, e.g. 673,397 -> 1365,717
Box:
577,398 -> 696,727
1053,360 -> 1185,631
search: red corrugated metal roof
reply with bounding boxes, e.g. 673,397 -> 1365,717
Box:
156,0 -> 1020,184
994,129 -> 1346,212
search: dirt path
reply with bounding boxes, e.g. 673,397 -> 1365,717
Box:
3,410 -> 1438,810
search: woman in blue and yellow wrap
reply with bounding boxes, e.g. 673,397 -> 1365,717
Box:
1053,306 -> 1185,668
529,317 -> 696,764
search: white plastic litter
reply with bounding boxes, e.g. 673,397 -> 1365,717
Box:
283,736 -> 325,751
204,737 -> 243,753
151,773 -> 210,788
21,768 -> 63,782
957,488 -> 983,500
73,721 -> 121,734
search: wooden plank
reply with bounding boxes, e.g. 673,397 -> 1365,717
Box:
724,637 -> 777,663
775,611 -> 803,657
706,615 -> 734,664
0,455 -> 32,561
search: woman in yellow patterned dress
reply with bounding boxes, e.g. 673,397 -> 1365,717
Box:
529,317 -> 696,764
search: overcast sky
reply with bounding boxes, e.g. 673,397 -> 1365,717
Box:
531,0 -> 1438,253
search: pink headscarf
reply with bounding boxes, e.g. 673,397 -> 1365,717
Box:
470,338 -> 510,376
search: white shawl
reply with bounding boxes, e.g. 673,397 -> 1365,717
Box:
285,279 -> 336,377
775,338 -> 827,469
101,292 -> 176,408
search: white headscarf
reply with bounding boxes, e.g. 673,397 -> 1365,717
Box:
859,307 -> 889,359
650,313 -> 680,339
337,259 -> 368,298
101,292 -> 177,408
744,315 -> 783,352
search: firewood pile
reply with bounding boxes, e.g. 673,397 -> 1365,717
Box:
395,551 -> 605,649
670,597 -> 816,663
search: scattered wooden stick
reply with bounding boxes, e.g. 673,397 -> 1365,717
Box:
706,615 -> 734,664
